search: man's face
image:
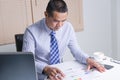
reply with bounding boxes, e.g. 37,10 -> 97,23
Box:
45,11 -> 68,31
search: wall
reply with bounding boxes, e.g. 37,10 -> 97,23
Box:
0,44 -> 16,52
0,0 -> 120,60
111,0 -> 120,60
64,0 -> 112,61
116,0 -> 120,60
78,0 -> 112,55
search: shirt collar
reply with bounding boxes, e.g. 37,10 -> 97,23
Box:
43,18 -> 59,35
43,18 -> 52,35
43,18 -> 66,34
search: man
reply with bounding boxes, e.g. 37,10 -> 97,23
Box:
22,0 -> 105,80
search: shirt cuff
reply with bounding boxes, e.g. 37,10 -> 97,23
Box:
35,61 -> 48,74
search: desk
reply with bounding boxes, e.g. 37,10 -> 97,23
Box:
51,57 -> 120,80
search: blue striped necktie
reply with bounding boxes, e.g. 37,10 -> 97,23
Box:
50,31 -> 60,64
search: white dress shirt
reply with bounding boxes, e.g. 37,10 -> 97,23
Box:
22,18 -> 89,80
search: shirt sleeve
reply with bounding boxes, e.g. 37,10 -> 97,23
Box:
22,28 -> 47,74
22,29 -> 35,53
68,25 -> 89,64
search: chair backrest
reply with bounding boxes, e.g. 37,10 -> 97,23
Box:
15,34 -> 24,52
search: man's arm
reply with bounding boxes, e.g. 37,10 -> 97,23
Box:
67,24 -> 105,72
22,29 -> 48,74
67,24 -> 89,64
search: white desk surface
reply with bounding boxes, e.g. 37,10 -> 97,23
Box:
51,57 -> 120,80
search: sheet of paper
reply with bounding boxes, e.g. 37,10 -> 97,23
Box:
51,61 -> 103,80
52,59 -> 120,80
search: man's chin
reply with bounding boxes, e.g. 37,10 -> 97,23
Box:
56,27 -> 61,30
54,28 -> 60,31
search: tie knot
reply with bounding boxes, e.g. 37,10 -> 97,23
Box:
50,31 -> 55,36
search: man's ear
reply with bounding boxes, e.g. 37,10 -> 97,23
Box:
44,11 -> 48,17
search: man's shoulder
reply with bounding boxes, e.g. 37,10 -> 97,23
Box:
27,18 -> 44,30
63,21 -> 74,31
64,21 -> 72,26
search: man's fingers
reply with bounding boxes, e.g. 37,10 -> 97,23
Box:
47,67 -> 65,80
87,58 -> 105,73
49,74 -> 62,80
98,65 -> 105,72
87,65 -> 91,71
55,67 -> 65,77
55,73 -> 63,80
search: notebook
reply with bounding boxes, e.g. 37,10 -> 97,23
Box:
0,52 -> 38,80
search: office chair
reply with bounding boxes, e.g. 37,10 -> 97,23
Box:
15,34 -> 24,52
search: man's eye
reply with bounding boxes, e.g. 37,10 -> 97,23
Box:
53,20 -> 59,22
62,20 -> 66,22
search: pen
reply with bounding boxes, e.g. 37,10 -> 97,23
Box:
110,59 -> 120,64
85,68 -> 94,74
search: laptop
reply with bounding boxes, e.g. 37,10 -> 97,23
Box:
0,52 -> 38,80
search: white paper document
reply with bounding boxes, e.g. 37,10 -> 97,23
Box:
53,61 -> 120,80
51,61 -> 103,80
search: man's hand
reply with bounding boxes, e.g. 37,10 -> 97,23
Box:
43,66 -> 65,80
86,58 -> 105,72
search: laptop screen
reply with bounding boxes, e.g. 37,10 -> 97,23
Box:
0,52 -> 37,80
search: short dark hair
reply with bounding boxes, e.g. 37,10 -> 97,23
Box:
46,0 -> 68,17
